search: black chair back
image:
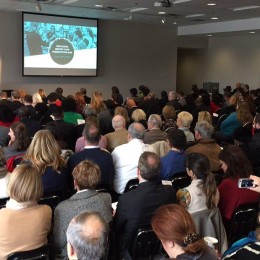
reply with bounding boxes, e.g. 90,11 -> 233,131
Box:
7,244 -> 50,260
0,197 -> 9,209
128,226 -> 162,260
228,203 -> 259,245
124,178 -> 139,193
171,173 -> 191,191
216,114 -> 228,131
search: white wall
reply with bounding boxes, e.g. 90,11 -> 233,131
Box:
176,34 -> 260,94
205,35 -> 260,91
0,12 -> 178,99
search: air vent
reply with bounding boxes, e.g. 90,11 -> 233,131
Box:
190,18 -> 206,22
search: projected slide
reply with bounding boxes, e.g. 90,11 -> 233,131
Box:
23,13 -> 98,76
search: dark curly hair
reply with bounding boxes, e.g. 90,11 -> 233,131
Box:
10,122 -> 31,151
167,128 -> 186,150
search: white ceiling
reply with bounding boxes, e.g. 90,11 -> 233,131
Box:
2,0 -> 260,36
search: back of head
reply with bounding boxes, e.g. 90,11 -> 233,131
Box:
56,87 -> 63,95
169,91 -> 177,100
178,111 -> 193,128
80,88 -> 87,95
131,109 -> 146,122
47,92 -> 58,103
24,95 -> 33,104
128,122 -> 145,140
11,90 -> 21,100
167,128 -> 186,150
138,151 -> 160,181
218,144 -> 252,178
8,163 -> 43,202
66,212 -> 109,260
151,204 -> 206,255
162,105 -> 176,120
26,129 -> 64,173
11,122 -> 30,151
148,114 -> 162,128
83,117 -> 101,145
17,106 -> 30,119
112,115 -> 126,130
72,160 -> 101,190
52,106 -> 64,119
130,88 -> 138,97
0,91 -> 7,99
198,111 -> 212,125
62,98 -> 77,112
114,106 -> 129,122
194,121 -> 214,139
237,101 -> 253,125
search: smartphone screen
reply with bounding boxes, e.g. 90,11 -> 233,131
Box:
238,178 -> 254,188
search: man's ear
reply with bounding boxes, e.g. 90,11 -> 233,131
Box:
67,242 -> 76,259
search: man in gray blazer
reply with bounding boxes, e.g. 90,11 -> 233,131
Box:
53,160 -> 112,258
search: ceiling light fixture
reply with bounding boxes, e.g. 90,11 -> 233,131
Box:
249,31 -> 255,34
233,5 -> 260,11
36,3 -> 41,12
158,11 -> 166,15
185,14 -> 205,18
95,4 -> 103,8
211,17 -> 218,20
207,3 -> 216,6
161,17 -> 166,24
207,34 -> 213,37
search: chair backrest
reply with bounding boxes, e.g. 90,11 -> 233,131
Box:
216,114 -> 228,131
228,203 -> 259,245
124,178 -> 139,193
7,244 -> 50,260
171,175 -> 191,191
6,154 -> 25,173
0,197 -> 9,209
128,226 -> 162,260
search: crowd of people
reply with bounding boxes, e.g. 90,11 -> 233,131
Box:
0,83 -> 260,259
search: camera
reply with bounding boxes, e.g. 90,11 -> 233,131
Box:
238,178 -> 255,188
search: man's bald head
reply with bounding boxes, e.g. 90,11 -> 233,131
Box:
67,212 -> 108,260
112,115 -> 126,130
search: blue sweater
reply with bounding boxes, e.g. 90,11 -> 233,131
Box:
220,112 -> 242,136
160,150 -> 186,180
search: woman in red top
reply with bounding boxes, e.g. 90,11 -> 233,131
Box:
218,145 -> 259,229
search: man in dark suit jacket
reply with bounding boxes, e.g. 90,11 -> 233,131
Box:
80,87 -> 91,104
68,117 -> 114,190
7,90 -> 24,113
113,151 -> 176,258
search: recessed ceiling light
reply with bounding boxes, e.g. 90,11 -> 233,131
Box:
207,3 -> 216,6
207,34 -> 213,37
185,14 -> 205,18
233,5 -> 260,11
211,17 -> 218,20
95,4 -> 103,8
158,11 -> 166,15
249,31 -> 255,34
173,22 -> 177,25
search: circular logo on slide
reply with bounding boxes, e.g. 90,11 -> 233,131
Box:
49,39 -> 74,65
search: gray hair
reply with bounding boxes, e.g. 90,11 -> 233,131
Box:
128,122 -> 145,140
168,91 -> 177,99
112,115 -> 126,130
148,114 -> 162,128
194,120 -> 214,138
138,151 -> 160,181
66,212 -> 108,260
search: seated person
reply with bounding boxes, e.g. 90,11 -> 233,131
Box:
0,147 -> 9,199
0,164 -> 52,258
66,212 -> 109,260
152,204 -> 218,259
177,153 -> 219,214
176,111 -> 194,142
143,114 -> 167,144
54,160 -> 112,258
113,151 -> 176,258
218,145 -> 259,229
160,128 -> 186,180
24,130 -> 68,194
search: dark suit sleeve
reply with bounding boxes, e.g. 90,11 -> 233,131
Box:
113,196 -> 128,235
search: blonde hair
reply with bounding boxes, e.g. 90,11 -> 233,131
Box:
237,102 -> 253,125
162,105 -> 176,120
90,92 -> 106,113
25,130 -> 66,174
8,164 -> 43,202
114,106 -> 130,122
132,109 -> 146,122
178,111 -> 193,127
198,111 -> 212,125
